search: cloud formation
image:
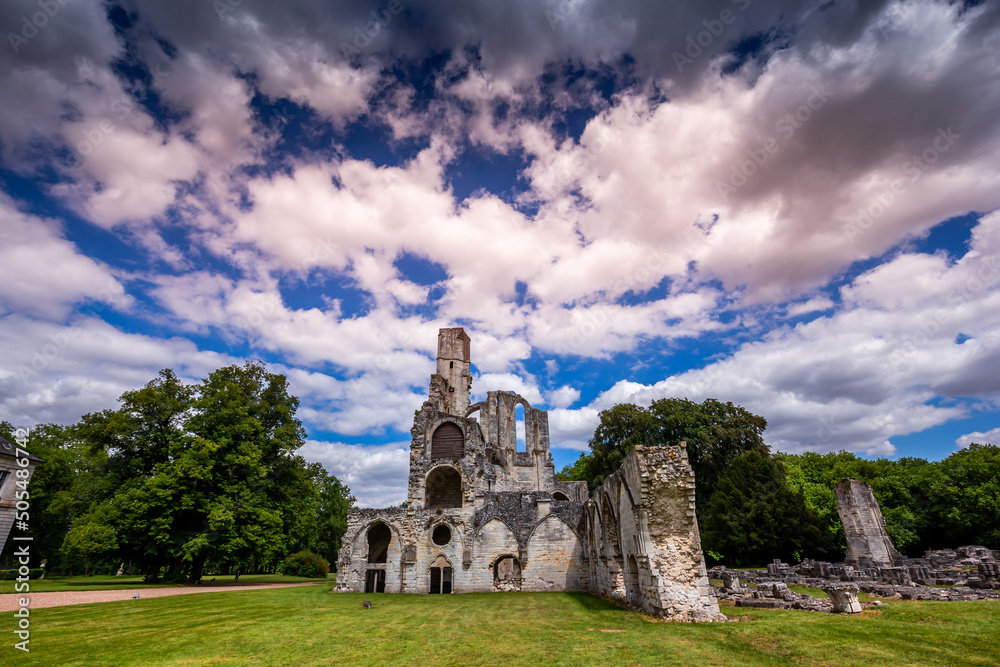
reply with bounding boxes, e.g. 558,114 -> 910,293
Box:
2,0 -> 999,505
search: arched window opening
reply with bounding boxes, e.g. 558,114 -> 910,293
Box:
367,523 -> 391,563
493,555 -> 522,592
602,496 -> 620,556
431,422 -> 464,460
425,467 -> 462,509
515,403 -> 526,452
552,491 -> 570,502
429,554 -> 452,594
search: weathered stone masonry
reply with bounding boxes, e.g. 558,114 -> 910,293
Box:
834,478 -> 902,568
336,327 -> 722,621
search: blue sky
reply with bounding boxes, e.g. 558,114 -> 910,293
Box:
2,0 -> 1000,505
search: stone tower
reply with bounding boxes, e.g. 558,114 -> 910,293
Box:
429,328 -> 472,416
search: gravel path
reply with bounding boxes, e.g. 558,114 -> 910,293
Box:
0,582 -> 323,612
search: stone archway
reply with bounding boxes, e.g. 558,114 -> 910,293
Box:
425,466 -> 462,509
493,555 -> 522,592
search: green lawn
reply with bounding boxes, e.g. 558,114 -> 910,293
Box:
1,573 -> 329,594
15,587 -> 1000,666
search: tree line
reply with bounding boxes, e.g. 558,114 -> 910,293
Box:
557,398 -> 1000,567
1,362 -> 353,582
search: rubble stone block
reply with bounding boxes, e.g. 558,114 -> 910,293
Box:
824,586 -> 863,613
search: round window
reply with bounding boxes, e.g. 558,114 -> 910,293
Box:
432,524 -> 452,546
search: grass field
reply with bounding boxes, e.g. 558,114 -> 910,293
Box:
15,586 -> 1000,666
1,573 -> 329,594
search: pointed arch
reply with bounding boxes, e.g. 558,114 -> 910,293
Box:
430,422 -> 464,460
524,514 -> 586,591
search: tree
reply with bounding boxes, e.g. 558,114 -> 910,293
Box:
65,361 -> 352,582
556,453 -> 595,483
700,450 -> 824,566
61,504 -> 118,576
925,444 -> 1000,549
582,398 -> 769,508
584,403 -> 657,487
180,360 -> 309,582
648,398 -> 769,509
310,465 -> 354,567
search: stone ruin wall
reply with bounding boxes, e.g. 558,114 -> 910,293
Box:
336,328 -> 723,621
588,445 -> 724,622
834,478 -> 902,567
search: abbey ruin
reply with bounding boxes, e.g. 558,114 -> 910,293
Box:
335,328 -> 724,621
711,478 -> 1000,611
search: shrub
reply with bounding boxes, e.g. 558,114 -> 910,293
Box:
280,551 -> 330,578
0,569 -> 45,580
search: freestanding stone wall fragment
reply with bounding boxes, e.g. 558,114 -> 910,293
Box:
834,478 -> 901,567
587,445 -> 725,622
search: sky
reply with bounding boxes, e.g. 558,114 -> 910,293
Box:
2,0 -> 1000,507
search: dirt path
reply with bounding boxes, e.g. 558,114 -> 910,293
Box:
0,582 -> 323,612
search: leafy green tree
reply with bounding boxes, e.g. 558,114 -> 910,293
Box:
777,450 -> 936,555
280,551 -> 330,578
61,504 -> 118,575
648,398 -> 769,509
556,452 -> 595,483
586,403 -> 658,487
925,444 -> 1000,548
64,361 -> 352,582
179,361 -> 309,582
583,398 -> 769,508
701,451 -> 824,566
311,465 -> 354,566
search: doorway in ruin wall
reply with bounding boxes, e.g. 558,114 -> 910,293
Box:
429,554 -> 453,594
493,555 -> 522,592
626,555 -> 640,605
365,569 -> 385,593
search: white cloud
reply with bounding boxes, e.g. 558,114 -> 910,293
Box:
955,427 -> 1000,449
786,297 -> 835,318
0,194 -> 130,319
551,211 -> 1000,456
866,440 -> 897,457
547,385 -> 581,409
300,440 -> 410,508
0,315 -> 234,427
2,0 -> 1000,500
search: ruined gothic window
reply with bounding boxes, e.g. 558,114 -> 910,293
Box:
552,491 -> 570,502
367,523 -> 391,563
515,403 -> 526,452
425,467 -> 462,509
431,422 -> 464,460
601,496 -> 621,556
429,554 -> 452,594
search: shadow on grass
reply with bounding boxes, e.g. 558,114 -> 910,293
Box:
563,591 -> 621,612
